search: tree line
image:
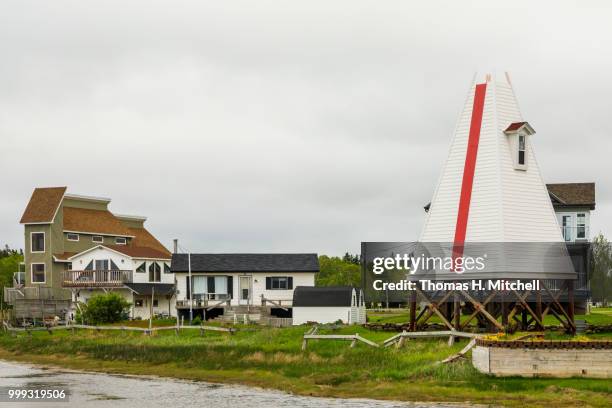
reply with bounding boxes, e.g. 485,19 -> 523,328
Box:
0,245 -> 24,305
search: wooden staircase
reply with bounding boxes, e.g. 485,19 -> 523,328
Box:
213,306 -> 264,323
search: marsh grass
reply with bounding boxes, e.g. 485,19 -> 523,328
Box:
0,325 -> 610,408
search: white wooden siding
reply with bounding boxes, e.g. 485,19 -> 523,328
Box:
420,73 -> 565,243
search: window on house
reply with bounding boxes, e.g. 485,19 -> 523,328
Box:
66,262 -> 72,271
266,276 -> 293,290
95,259 -> 109,270
31,263 -> 45,283
149,262 -> 161,282
85,260 -> 94,271
164,263 -> 172,274
518,135 -> 526,165
562,215 -> 572,242
31,232 -> 45,252
67,233 -> 79,241
136,262 -> 146,273
115,237 -> 127,245
192,276 -> 206,295
153,299 -> 159,307
110,260 -> 120,270
577,213 -> 586,239
135,299 -> 144,307
92,236 -> 103,243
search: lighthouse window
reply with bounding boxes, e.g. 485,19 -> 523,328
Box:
518,135 -> 526,165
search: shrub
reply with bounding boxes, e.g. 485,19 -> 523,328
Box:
192,316 -> 202,326
79,293 -> 131,324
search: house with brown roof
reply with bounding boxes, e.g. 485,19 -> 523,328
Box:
14,187 -> 175,319
547,183 -> 595,242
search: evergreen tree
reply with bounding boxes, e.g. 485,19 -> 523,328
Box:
591,233 -> 612,305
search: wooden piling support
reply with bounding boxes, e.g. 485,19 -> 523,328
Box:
409,290 -> 417,331
567,279 -> 575,335
454,293 -> 461,331
535,289 -> 543,330
501,292 -> 508,327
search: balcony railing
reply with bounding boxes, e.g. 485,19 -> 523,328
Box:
176,293 -> 230,308
61,270 -> 132,288
560,225 -> 590,242
13,272 -> 25,288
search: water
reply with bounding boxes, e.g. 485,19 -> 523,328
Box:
0,360 -> 472,407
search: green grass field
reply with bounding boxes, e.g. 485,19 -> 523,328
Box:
0,322 -> 610,407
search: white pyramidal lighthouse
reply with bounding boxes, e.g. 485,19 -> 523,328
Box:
420,73 -> 563,244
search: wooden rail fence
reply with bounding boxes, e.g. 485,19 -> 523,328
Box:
382,330 -> 482,348
299,329 -> 483,351
301,333 -> 379,350
1,321 -> 235,336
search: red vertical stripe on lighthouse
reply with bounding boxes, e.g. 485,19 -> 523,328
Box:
452,83 -> 487,267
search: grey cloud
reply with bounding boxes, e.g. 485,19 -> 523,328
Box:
1,0 -> 611,255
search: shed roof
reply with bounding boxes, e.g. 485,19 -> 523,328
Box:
20,187 -> 66,224
293,286 -> 357,307
171,253 -> 319,273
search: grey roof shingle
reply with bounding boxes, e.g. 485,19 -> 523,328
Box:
171,253 -> 319,273
125,283 -> 175,296
293,286 -> 357,307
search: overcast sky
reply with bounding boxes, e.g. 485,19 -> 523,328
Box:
1,1 -> 611,256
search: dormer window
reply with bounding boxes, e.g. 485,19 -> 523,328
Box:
115,237 -> 127,245
504,121 -> 535,171
518,135 -> 526,165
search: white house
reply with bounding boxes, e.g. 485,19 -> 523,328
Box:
171,253 -> 318,320
66,245 -> 175,319
292,286 -> 366,325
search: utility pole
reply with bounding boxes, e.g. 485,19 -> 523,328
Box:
188,252 -> 193,324
149,286 -> 154,331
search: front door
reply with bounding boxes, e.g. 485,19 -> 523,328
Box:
239,276 -> 251,305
